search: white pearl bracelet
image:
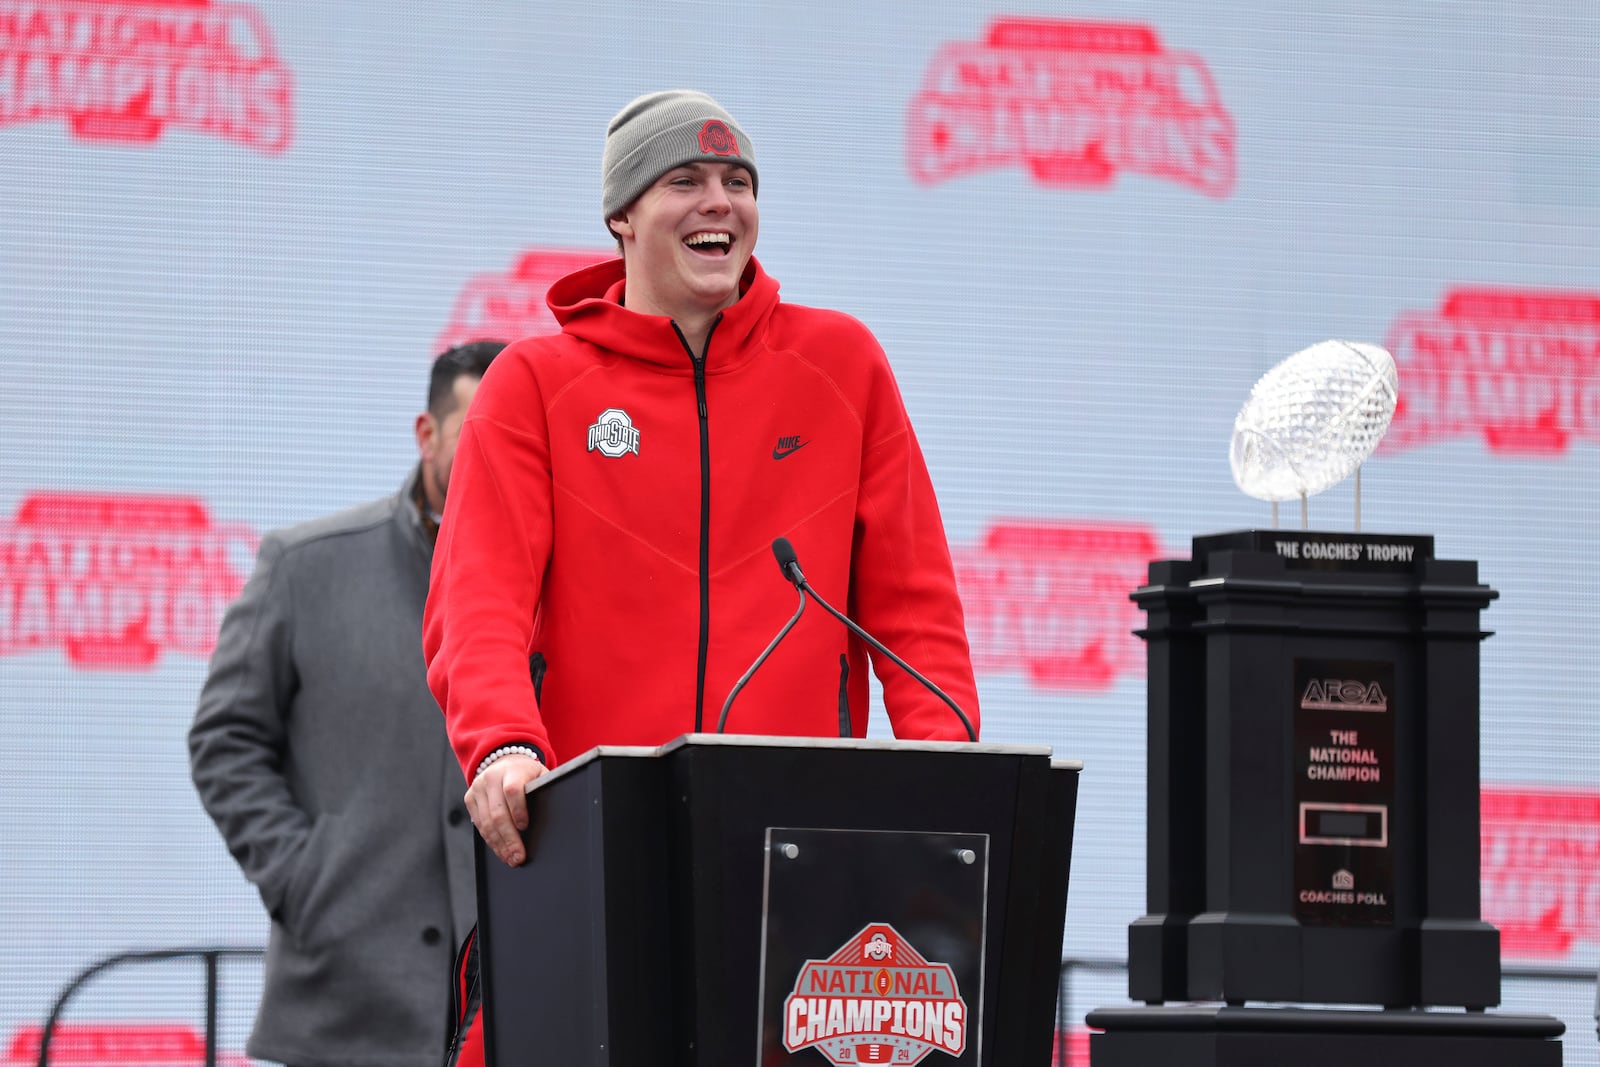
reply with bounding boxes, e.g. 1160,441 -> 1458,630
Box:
475,745 -> 543,779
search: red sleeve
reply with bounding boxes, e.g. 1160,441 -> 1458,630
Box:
424,348 -> 558,780
849,338 -> 981,742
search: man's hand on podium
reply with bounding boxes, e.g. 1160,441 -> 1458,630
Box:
465,753 -> 548,867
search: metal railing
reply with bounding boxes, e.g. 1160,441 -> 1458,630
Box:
31,946 -> 1593,1065
34,947 -> 264,1067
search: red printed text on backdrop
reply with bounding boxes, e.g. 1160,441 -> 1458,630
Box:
0,0 -> 293,152
0,490 -> 257,669
437,248 -> 616,352
1053,1028 -> 1090,1066
907,16 -> 1235,197
1481,785 -> 1600,959
2,1023 -> 250,1067
952,519 -> 1168,691
1384,287 -> 1600,456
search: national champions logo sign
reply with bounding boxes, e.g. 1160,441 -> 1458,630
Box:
908,16 -> 1234,197
437,248 -> 616,353
0,0 -> 293,152
951,519 -> 1168,691
1383,286 -> 1600,456
1481,786 -> 1600,959
782,923 -> 967,1066
0,490 -> 257,668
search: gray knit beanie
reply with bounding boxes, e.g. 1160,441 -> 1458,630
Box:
602,90 -> 758,229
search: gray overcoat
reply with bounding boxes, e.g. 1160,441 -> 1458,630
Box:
189,467 -> 475,1067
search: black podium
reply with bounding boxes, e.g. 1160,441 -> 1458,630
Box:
476,734 -> 1080,1067
1090,530 -> 1564,1065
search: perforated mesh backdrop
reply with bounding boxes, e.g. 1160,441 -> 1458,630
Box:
2,2 -> 1597,1061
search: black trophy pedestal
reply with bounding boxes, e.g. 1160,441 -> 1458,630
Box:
1085,1005 -> 1565,1067
1127,531 -> 1501,1008
1097,531 -> 1567,1066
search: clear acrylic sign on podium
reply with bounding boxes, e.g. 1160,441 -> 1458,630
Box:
757,828 -> 988,1065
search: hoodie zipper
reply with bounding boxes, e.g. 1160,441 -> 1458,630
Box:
672,315 -> 722,733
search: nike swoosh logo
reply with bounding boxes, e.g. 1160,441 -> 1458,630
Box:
772,441 -> 809,460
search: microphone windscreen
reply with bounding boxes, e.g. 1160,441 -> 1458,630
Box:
772,537 -> 799,578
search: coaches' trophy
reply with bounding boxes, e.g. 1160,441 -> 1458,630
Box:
1229,339 -> 1397,530
1088,341 -> 1566,1066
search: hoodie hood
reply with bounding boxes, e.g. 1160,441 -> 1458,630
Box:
544,255 -> 781,373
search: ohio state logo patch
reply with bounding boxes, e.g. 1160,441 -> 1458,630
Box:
698,118 -> 738,156
586,408 -> 639,458
783,922 -> 967,1066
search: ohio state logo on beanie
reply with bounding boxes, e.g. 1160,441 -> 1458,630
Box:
699,119 -> 739,156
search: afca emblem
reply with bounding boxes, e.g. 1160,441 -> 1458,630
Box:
587,408 -> 640,458
1300,679 -> 1387,713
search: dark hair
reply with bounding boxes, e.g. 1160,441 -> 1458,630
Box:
429,341 -> 505,417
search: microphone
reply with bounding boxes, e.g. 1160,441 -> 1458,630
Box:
768,537 -> 977,743
772,536 -> 804,584
717,576 -> 807,734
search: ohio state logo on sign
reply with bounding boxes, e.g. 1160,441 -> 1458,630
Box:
0,0 -> 294,152
783,922 -> 967,1066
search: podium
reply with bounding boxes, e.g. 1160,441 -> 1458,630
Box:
476,734 -> 1080,1067
1092,530 -> 1564,1065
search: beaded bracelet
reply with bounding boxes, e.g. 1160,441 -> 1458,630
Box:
475,744 -> 544,779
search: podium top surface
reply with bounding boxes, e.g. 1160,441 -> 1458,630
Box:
527,733 -> 1077,794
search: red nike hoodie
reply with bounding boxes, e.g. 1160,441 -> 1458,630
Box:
424,255 -> 979,781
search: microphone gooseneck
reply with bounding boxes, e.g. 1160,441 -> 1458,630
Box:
717,583 -> 806,734
767,538 -> 977,743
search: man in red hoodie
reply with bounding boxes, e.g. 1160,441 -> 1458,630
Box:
424,89 -> 980,877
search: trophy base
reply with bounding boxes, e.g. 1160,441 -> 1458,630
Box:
1085,1005 -> 1564,1067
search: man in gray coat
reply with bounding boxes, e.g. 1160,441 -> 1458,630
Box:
189,341 -> 503,1067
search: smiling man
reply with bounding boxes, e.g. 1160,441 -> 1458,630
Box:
424,90 -> 979,875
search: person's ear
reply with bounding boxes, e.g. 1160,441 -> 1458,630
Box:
608,212 -> 634,241
415,412 -> 437,460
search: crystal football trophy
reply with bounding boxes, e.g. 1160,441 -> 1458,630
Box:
1229,340 -> 1399,530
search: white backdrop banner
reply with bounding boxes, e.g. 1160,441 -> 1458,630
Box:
2,1 -> 1597,1061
